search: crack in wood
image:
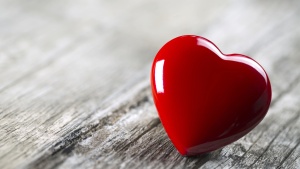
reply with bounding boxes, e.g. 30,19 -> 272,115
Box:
188,153 -> 211,169
248,111 -> 300,168
286,155 -> 300,169
227,130 -> 265,169
116,118 -> 161,152
277,139 -> 300,169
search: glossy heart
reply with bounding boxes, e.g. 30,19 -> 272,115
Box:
151,35 -> 272,156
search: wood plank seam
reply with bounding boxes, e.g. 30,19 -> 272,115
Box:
248,110 -> 300,168
277,139 -> 300,169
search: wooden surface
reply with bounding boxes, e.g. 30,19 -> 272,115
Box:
0,0 -> 300,168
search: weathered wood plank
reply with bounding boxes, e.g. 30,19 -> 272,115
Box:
29,0 -> 300,169
0,0 -> 231,168
0,0 -> 299,168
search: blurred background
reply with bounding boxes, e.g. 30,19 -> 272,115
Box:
0,0 -> 298,108
0,0 -> 300,168
0,0 -> 298,72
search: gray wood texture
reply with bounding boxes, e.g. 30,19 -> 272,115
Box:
0,0 -> 300,168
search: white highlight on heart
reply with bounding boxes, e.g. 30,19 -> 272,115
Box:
155,59 -> 165,93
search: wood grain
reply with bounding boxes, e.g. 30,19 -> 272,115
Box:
0,0 -> 299,168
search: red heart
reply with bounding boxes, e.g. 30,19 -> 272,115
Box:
151,35 -> 272,156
